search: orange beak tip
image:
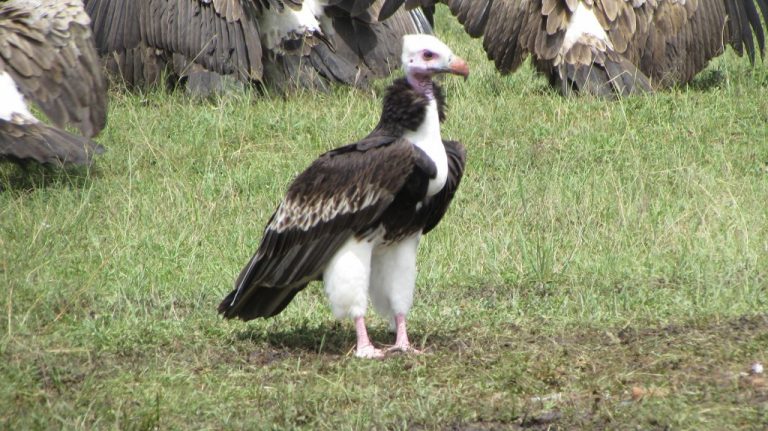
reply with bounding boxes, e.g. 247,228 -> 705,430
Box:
450,57 -> 470,79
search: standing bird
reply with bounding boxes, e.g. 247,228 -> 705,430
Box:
83,0 -> 433,93
219,34 -> 468,359
0,0 -> 106,166
380,0 -> 768,97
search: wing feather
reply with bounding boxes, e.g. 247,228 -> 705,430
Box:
0,0 -> 107,138
376,140 -> 463,241
85,0 -> 141,54
422,140 -> 466,234
449,0 -> 532,74
631,0 -> 765,86
85,0 -> 263,84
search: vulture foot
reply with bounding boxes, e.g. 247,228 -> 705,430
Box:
385,313 -> 422,355
354,316 -> 384,359
355,344 -> 385,359
386,344 -> 423,355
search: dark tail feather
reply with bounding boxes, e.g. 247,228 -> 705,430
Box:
262,52 -> 330,93
740,0 -> 767,62
1,121 -> 104,166
421,5 -> 435,28
378,0 -> 406,22
724,0 -> 768,61
309,42 -> 366,87
552,45 -> 653,98
218,284 -> 307,321
379,0 -> 437,27
408,7 -> 434,34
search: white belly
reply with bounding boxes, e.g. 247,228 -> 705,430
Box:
322,230 -> 421,320
403,100 -> 448,196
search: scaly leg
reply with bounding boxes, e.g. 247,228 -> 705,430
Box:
355,316 -> 384,359
387,313 -> 422,354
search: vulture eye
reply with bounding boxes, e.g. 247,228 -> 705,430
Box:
422,50 -> 435,60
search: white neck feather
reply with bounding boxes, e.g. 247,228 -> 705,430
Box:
403,100 -> 448,196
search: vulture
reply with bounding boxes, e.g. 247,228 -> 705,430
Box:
219,34 -> 468,359
0,0 -> 106,166
83,0 -> 434,93
380,0 -> 768,97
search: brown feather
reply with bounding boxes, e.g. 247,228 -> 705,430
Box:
536,28 -> 564,60
599,0 -> 620,22
542,0 -> 559,16
545,1 -> 570,35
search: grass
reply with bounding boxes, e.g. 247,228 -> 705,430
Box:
2,9 -> 768,430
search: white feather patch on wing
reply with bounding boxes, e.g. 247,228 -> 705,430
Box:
561,2 -> 613,54
0,71 -> 37,124
258,0 -> 328,53
269,186 -> 386,233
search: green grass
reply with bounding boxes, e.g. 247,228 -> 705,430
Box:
2,10 -> 768,430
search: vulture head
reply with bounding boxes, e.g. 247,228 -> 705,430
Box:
401,34 -> 469,95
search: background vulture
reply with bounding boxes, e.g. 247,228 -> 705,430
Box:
380,0 -> 768,97
0,0 -> 106,166
83,0 -> 433,93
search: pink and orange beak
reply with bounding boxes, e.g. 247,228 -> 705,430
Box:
426,55 -> 469,79
445,56 -> 469,79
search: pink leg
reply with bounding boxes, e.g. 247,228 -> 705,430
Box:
354,316 -> 384,359
388,313 -> 422,354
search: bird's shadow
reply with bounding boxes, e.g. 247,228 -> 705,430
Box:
0,161 -> 98,193
235,320 -> 356,356
688,69 -> 726,91
232,319 -> 459,359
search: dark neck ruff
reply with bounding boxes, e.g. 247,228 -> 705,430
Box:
375,78 -> 446,135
